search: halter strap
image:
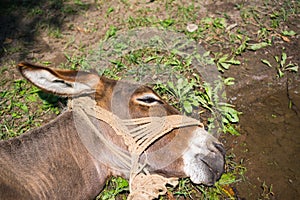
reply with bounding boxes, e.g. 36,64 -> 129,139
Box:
70,96 -> 201,199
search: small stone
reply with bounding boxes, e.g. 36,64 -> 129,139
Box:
187,24 -> 198,32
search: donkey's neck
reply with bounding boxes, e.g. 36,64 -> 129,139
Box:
0,111 -> 109,200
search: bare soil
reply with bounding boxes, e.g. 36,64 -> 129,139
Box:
0,0 -> 299,199
225,47 -> 300,199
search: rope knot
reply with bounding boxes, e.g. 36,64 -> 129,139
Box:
128,174 -> 179,200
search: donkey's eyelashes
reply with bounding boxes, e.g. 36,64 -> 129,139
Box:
135,93 -> 163,106
137,96 -> 161,104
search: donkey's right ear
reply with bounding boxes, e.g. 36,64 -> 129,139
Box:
18,62 -> 100,96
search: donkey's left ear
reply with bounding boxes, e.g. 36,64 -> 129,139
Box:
18,62 -> 100,96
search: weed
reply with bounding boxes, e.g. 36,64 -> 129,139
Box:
155,76 -> 201,114
201,17 -> 227,30
96,177 -> 129,200
5,45 -> 23,55
62,5 -> 78,14
106,7 -> 114,17
63,53 -> 88,70
261,50 -> 298,78
260,181 -> 274,199
175,4 -> 198,23
214,53 -> 241,72
247,41 -> 271,51
101,46 -> 241,136
199,82 -> 241,135
223,77 -> 235,86
168,163 -> 244,200
0,79 -> 62,139
104,26 -> 118,40
172,178 -> 194,198
159,19 -> 175,28
48,27 -> 63,39
29,7 -> 43,16
234,35 -> 249,55
126,16 -> 156,29
103,60 -> 126,80
281,30 -> 296,36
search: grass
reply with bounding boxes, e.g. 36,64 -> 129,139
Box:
96,177 -> 129,200
0,71 -> 63,139
0,0 -> 299,199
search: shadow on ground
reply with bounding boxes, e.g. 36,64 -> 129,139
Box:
0,0 -> 89,62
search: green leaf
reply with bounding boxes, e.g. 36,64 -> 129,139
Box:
160,19 -> 174,27
218,54 -> 229,62
190,98 -> 200,107
105,26 -> 117,40
218,173 -> 237,185
183,101 -> 193,113
281,30 -> 296,36
216,54 -> 240,72
217,63 -> 224,72
181,85 -> 192,97
220,62 -> 231,70
226,58 -> 241,65
203,83 -> 212,100
221,106 -> 240,123
26,94 -> 38,102
222,117 -> 229,124
261,59 -> 272,68
144,56 -> 157,63
177,78 -> 185,91
225,124 -> 240,135
201,17 -> 213,24
203,51 -> 211,57
0,91 -> 8,98
285,63 -> 298,72
277,68 -> 284,78
281,52 -> 287,67
198,99 -> 213,112
235,42 -> 247,55
115,177 -> 129,189
106,7 -> 114,16
247,42 -> 270,51
15,102 -> 29,113
167,81 -> 175,91
224,77 -> 235,86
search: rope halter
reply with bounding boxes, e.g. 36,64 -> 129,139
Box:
69,96 -> 201,199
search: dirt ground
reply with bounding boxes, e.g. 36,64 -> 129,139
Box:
0,0 -> 299,199
225,49 -> 300,199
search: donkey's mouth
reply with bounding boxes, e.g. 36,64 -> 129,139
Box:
197,154 -> 225,185
184,152 -> 225,186
182,128 -> 225,186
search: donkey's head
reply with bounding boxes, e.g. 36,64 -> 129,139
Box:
18,62 -> 225,186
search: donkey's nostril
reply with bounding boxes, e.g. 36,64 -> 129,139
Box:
213,142 -> 226,156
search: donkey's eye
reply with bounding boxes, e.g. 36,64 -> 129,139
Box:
137,97 -> 159,104
136,94 -> 163,105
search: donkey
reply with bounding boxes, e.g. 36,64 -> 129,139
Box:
0,62 -> 225,200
